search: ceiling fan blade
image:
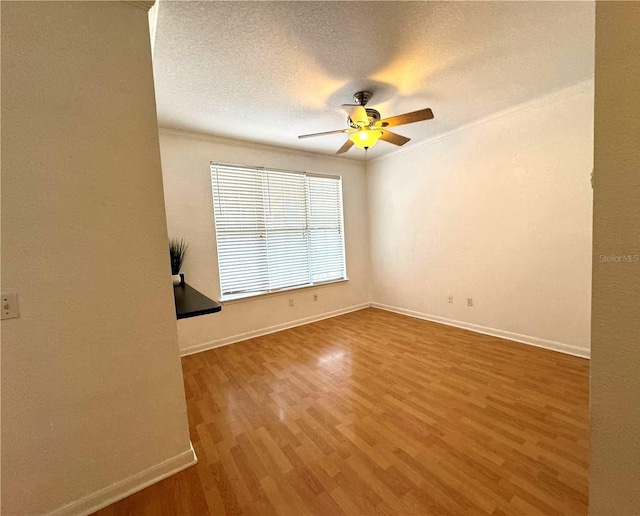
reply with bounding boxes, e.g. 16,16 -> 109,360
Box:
380,130 -> 410,146
336,139 -> 354,154
378,108 -> 434,128
342,104 -> 368,126
298,129 -> 348,139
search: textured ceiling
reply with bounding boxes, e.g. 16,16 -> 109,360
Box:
153,1 -> 594,160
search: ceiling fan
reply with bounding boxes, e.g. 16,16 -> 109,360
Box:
298,91 -> 434,154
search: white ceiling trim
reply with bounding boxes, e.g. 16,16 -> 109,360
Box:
158,126 -> 363,164
367,78 -> 595,166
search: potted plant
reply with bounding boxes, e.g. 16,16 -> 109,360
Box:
169,238 -> 188,286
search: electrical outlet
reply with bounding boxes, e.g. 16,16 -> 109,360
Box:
288,299 -> 294,307
467,298 -> 473,307
448,295 -> 454,303
313,294 -> 318,301
2,293 -> 20,320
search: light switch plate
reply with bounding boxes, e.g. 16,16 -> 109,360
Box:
2,293 -> 20,320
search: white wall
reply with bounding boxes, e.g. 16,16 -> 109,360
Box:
590,2 -> 640,513
367,81 -> 594,356
159,129 -> 370,354
1,3 -> 193,514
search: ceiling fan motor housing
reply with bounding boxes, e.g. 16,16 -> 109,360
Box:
348,108 -> 381,129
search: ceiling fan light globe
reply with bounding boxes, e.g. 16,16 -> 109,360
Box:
349,129 -> 382,150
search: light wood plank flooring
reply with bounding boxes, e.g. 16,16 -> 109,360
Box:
95,308 -> 589,515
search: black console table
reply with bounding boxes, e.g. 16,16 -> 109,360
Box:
173,283 -> 222,319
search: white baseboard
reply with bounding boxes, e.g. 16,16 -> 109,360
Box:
47,443 -> 198,516
371,302 -> 590,359
180,302 -> 371,357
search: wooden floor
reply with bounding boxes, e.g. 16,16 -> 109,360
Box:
95,308 -> 589,515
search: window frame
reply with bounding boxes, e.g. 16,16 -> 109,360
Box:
210,162 -> 348,302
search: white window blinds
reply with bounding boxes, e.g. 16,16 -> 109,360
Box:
211,163 -> 346,300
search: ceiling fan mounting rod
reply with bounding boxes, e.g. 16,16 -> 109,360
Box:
353,91 -> 372,106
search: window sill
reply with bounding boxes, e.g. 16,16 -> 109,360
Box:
220,278 -> 349,305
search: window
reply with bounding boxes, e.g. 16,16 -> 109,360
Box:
210,163 -> 346,300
